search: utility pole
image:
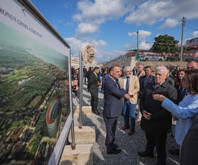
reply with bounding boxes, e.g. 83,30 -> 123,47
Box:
135,30 -> 139,60
180,17 -> 186,61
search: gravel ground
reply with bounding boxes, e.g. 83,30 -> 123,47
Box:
72,84 -> 180,165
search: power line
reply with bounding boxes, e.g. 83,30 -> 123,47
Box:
185,24 -> 198,31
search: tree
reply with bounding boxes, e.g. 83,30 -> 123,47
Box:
150,34 -> 179,53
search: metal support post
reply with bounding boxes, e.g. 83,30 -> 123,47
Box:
79,51 -> 83,128
68,48 -> 76,150
180,17 -> 186,61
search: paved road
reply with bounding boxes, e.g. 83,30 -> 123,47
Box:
73,85 -> 180,165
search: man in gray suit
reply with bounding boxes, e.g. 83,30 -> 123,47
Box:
103,65 -> 130,154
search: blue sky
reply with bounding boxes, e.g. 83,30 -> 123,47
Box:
31,0 -> 198,62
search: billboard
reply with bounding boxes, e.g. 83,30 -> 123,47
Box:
0,0 -> 71,164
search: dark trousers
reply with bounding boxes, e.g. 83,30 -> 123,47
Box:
103,116 -> 118,152
145,131 -> 167,164
90,90 -> 98,111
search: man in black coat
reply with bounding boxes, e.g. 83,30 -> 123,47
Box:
83,66 -> 88,83
103,65 -> 130,154
138,66 -> 177,165
139,66 -> 155,98
88,67 -> 100,115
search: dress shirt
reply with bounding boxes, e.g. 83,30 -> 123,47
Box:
162,94 -> 198,146
124,76 -> 130,91
154,81 -> 165,89
94,72 -> 98,77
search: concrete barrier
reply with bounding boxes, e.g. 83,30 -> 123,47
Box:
69,126 -> 96,144
59,144 -> 93,165
74,106 -> 92,117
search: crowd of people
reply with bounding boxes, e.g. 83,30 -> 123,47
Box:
71,60 -> 198,165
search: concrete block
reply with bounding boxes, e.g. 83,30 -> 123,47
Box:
59,144 -> 93,165
74,106 -> 92,117
69,126 -> 96,144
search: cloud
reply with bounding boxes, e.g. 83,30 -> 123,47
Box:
128,30 -> 151,39
139,41 -> 153,50
160,18 -> 179,29
124,41 -> 152,50
76,23 -> 99,37
74,0 -> 133,22
100,50 -> 126,62
125,30 -> 152,50
65,37 -> 116,62
124,0 -> 169,25
128,32 -> 137,37
65,37 -> 125,62
193,31 -> 198,37
73,0 -> 136,37
124,0 -> 198,28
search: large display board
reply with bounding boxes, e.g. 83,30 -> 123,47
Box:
0,0 -> 71,164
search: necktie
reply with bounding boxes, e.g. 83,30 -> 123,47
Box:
126,77 -> 129,93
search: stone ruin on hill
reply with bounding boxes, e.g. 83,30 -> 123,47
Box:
81,44 -> 95,64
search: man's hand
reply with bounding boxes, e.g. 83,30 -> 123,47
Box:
143,110 -> 152,120
172,115 -> 178,121
124,94 -> 130,99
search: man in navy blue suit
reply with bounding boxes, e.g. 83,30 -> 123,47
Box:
103,65 -> 130,154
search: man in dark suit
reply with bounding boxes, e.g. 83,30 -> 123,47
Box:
139,66 -> 155,98
83,66 -> 88,83
103,65 -> 130,154
88,67 -> 100,115
138,66 -> 177,165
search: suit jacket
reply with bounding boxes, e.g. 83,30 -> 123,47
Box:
180,115 -> 198,165
118,75 -> 140,104
165,76 -> 175,86
140,81 -> 177,134
139,75 -> 155,98
103,76 -> 127,118
88,72 -> 100,92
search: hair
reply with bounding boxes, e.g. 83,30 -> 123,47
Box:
185,69 -> 198,95
175,69 -> 186,86
123,66 -> 132,72
188,60 -> 198,64
144,66 -> 151,70
93,66 -> 99,71
109,65 -> 120,72
138,64 -> 144,68
156,66 -> 168,75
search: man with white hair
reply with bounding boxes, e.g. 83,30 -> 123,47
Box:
137,64 -> 145,78
138,66 -> 177,165
119,66 -> 140,135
